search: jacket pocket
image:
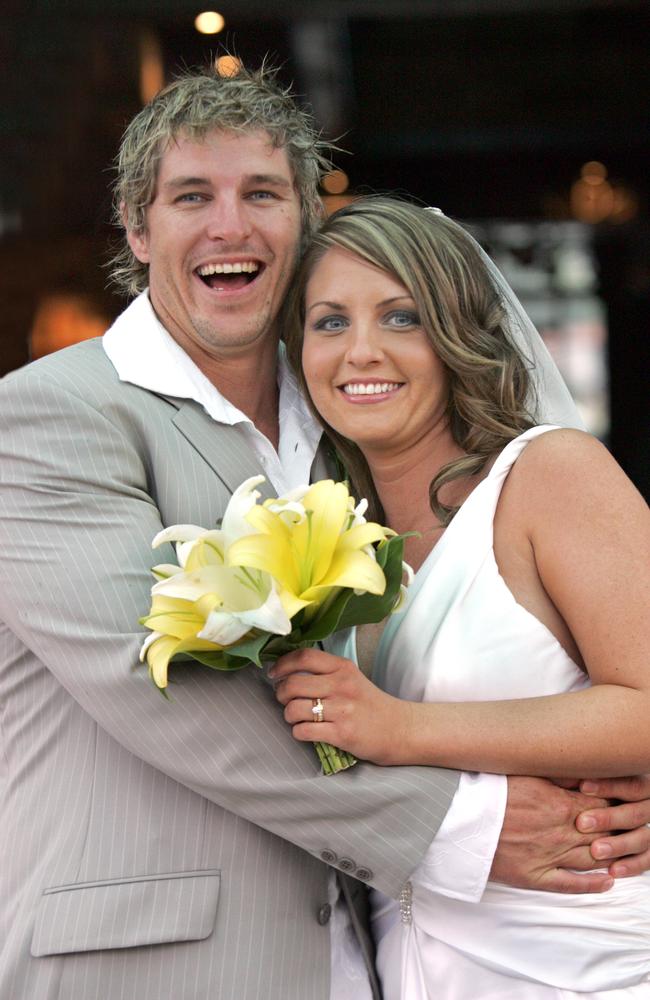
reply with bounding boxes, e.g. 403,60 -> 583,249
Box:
31,868 -> 221,956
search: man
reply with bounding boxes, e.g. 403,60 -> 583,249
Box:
1,65 -> 648,1000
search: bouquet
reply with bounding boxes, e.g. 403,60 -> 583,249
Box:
139,477 -> 410,774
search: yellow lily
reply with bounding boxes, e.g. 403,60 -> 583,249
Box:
139,592 -> 224,689
226,480 -> 392,620
140,546 -> 291,689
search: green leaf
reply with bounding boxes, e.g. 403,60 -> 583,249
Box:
336,534 -> 411,630
293,588 -> 356,643
186,631 -> 272,670
183,650 -> 245,671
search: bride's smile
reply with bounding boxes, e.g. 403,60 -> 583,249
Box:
302,247 -> 451,460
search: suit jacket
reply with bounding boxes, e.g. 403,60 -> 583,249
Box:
0,338 -> 460,999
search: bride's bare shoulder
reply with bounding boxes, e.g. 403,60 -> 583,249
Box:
501,427 -> 647,531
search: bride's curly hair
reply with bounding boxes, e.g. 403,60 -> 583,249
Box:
283,196 -> 537,525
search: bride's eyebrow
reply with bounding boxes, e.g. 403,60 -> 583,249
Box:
306,300 -> 346,313
306,295 -> 414,314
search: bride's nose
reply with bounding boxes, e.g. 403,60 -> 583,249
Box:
344,324 -> 384,367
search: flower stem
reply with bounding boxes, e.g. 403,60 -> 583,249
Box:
314,741 -> 357,775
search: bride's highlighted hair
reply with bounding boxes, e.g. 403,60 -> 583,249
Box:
284,196 -> 536,524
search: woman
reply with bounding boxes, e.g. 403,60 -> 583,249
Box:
271,198 -> 650,998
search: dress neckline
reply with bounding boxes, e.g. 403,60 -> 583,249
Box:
371,425 -> 557,679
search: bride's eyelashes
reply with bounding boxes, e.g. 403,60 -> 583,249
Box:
383,309 -> 421,329
310,313 -> 349,333
307,309 -> 421,335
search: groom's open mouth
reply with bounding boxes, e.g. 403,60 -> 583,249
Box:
195,260 -> 264,292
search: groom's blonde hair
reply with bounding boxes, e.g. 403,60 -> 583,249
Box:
110,62 -> 330,296
284,196 -> 535,524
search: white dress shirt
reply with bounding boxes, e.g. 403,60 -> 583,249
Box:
103,291 -> 506,999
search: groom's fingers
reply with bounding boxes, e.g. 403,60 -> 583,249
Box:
579,774 -> 650,803
578,775 -> 650,831
577,799 -> 650,835
601,831 -> 650,877
588,824 -> 650,875
608,844 -> 650,878
535,867 -> 614,895
575,775 -> 650,873
490,777 -> 614,894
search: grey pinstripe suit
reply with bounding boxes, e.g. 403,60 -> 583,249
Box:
0,338 -> 459,999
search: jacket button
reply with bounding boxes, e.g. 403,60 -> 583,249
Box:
356,868 -> 373,882
317,903 -> 332,926
338,857 -> 356,873
320,849 -> 337,865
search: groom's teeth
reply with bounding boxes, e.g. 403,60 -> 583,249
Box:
197,261 -> 259,275
343,382 -> 399,395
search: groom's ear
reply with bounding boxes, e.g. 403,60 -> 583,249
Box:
123,202 -> 151,264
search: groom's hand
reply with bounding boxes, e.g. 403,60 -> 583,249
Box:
490,776 -> 615,893
577,774 -> 650,878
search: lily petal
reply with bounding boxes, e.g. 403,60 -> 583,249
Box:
336,522 -> 390,553
152,564 -> 263,607
227,529 -> 301,597
198,611 -> 254,645
145,634 -> 223,689
152,524 -> 206,548
301,549 -> 386,601
290,481 -> 348,587
221,475 -> 266,547
139,629 -> 164,661
183,531 -> 226,570
151,563 -> 184,580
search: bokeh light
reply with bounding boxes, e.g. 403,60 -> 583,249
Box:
322,170 -> 349,195
194,11 -> 225,35
215,55 -> 242,77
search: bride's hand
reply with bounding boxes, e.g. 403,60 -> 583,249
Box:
269,648 -> 413,765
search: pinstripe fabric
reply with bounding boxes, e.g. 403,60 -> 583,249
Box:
0,339 -> 460,1000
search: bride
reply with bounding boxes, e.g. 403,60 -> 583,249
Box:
271,197 -> 650,998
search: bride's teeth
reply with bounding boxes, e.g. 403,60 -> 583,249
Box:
344,382 -> 398,395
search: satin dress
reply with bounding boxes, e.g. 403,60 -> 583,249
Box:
336,427 -> 650,999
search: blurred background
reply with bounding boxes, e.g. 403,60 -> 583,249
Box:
1,0 -> 648,497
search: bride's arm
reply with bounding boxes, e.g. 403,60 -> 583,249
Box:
271,431 -> 650,777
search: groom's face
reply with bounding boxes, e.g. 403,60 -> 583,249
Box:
127,128 -> 303,366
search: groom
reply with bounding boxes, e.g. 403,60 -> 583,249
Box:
0,65 -> 648,1000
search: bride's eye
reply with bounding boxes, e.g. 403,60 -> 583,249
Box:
384,309 -> 420,329
311,314 -> 349,333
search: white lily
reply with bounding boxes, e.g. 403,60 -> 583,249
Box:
151,476 -> 267,570
199,582 -> 290,644
140,561 -> 291,689
221,475 -> 267,548
393,561 -> 415,612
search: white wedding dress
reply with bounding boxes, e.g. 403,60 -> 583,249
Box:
337,426 -> 650,999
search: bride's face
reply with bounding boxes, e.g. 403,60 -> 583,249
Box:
302,247 -> 449,457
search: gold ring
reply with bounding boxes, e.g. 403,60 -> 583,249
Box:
311,698 -> 324,723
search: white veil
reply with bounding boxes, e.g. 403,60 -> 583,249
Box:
477,244 -> 585,430
426,208 -> 585,430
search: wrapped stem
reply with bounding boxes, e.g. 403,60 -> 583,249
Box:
314,741 -> 357,775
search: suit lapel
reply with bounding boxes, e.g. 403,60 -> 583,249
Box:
170,400 -> 275,500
